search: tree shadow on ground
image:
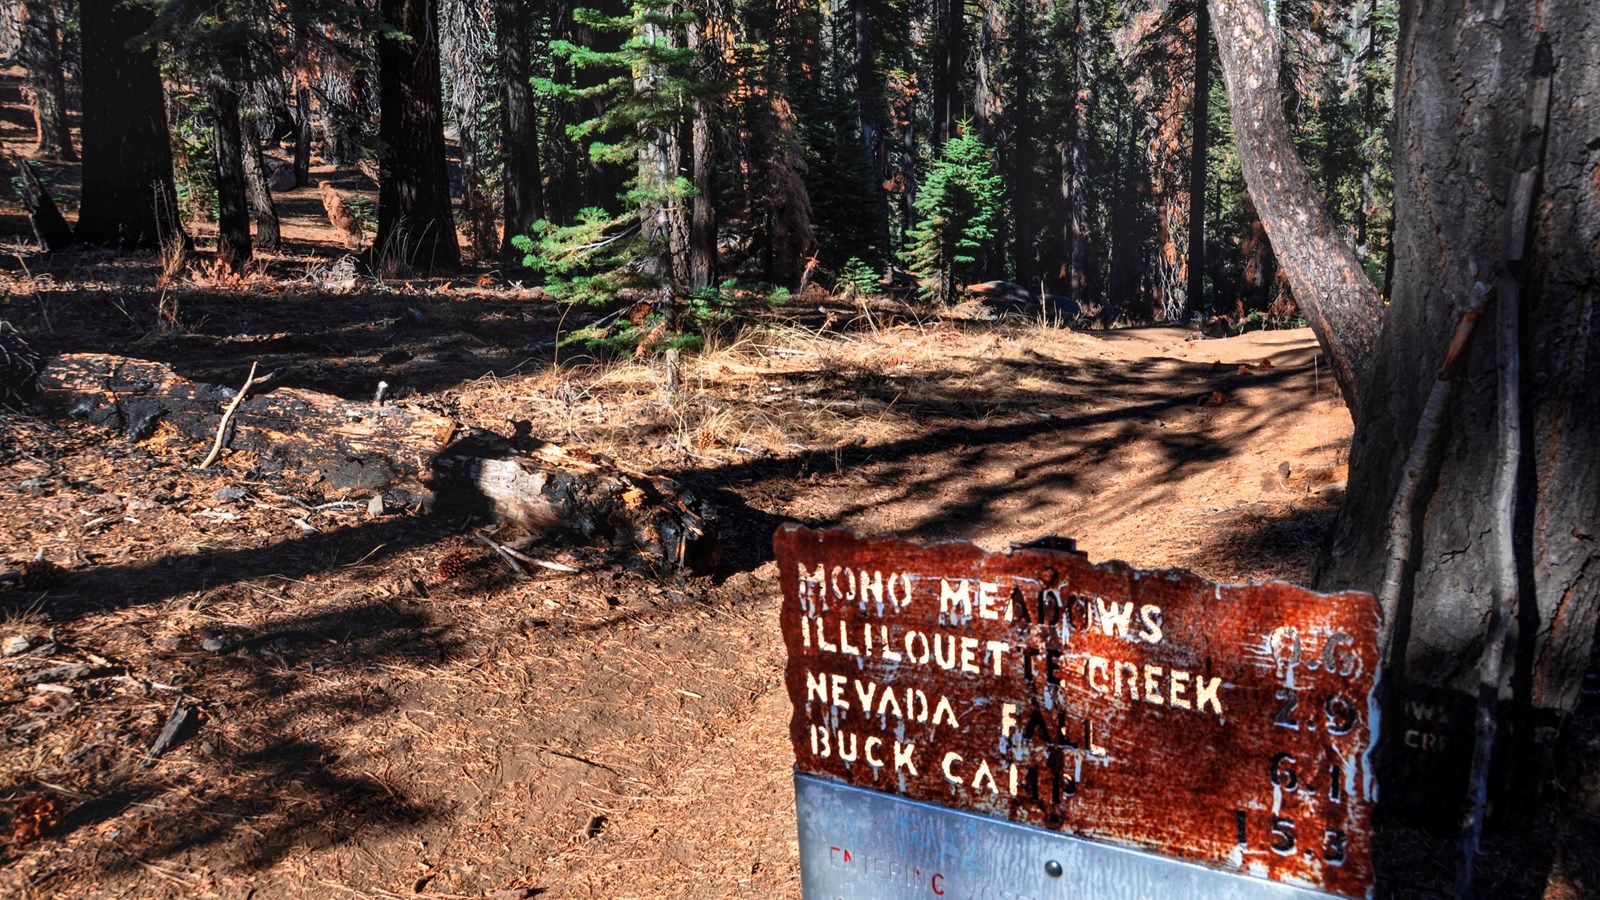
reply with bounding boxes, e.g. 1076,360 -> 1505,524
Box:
0,512 -> 464,883
679,351 -> 1327,573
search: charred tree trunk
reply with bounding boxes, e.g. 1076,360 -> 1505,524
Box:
1007,0 -> 1034,287
497,0 -> 545,263
210,81 -> 252,272
376,0 -> 461,272
1184,0 -> 1209,314
8,152 -> 73,250
19,0 -> 74,161
37,354 -> 718,574
852,0 -> 884,210
240,114 -> 281,250
74,0 -> 184,249
1207,0 -> 1381,418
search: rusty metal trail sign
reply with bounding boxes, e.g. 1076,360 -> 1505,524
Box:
777,525 -> 1381,899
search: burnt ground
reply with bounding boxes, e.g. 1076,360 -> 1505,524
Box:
3,67 -> 1598,899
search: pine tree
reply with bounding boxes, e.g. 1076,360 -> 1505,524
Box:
520,0 -> 727,360
901,122 -> 1004,304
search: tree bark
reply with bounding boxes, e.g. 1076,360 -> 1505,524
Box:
74,0 -> 185,249
1053,0 -> 1086,298
497,0 -> 545,263
1184,0 -> 1209,314
1207,0 -> 1382,418
1320,6 -> 1599,825
19,0 -> 74,161
240,114 -> 281,250
443,0 -> 498,262
376,0 -> 461,273
210,80 -> 252,272
688,14 -> 718,292
292,28 -> 313,188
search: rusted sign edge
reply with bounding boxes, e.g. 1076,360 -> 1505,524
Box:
777,523 -> 1382,605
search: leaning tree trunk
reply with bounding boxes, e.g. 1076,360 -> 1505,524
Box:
1212,0 -> 1600,829
19,0 -> 74,161
1207,0 -> 1382,419
496,0 -> 544,264
74,0 -> 184,249
376,0 -> 461,272
240,114 -> 281,250
210,80 -> 252,271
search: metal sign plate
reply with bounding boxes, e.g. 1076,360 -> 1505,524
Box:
776,525 -> 1380,898
796,774 -> 1342,900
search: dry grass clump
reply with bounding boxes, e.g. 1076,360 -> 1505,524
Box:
456,313 -> 1102,474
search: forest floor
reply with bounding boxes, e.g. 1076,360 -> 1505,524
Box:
2,69 -> 1597,899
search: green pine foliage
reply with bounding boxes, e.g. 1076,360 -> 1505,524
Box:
901,123 -> 1005,305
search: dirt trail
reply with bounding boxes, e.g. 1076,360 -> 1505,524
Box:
2,298 -> 1352,898
537,325 -> 1351,898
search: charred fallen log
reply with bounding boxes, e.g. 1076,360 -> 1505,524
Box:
37,354 -> 717,573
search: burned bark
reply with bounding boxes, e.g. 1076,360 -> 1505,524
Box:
240,114 -> 281,250
210,80 -> 252,271
36,354 -> 718,574
75,0 -> 185,249
376,0 -> 461,272
8,152 -> 72,251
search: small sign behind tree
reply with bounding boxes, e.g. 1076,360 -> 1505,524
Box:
777,524 -> 1380,898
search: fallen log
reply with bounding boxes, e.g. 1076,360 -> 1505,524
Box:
37,354 -> 718,573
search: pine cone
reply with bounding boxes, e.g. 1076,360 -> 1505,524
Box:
18,559 -> 60,590
436,547 -> 474,582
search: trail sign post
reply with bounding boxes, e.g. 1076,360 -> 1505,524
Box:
777,525 -> 1381,899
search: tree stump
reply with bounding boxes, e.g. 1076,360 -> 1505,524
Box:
37,354 -> 718,573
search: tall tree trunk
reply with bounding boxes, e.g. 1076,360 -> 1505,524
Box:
292,28 -> 314,189
1184,0 -> 1209,314
687,15 -> 717,292
852,0 -> 883,193
75,0 -> 184,249
1214,0 -> 1600,828
1054,0 -> 1086,298
1007,0 -> 1034,287
240,115 -> 281,250
974,0 -> 1002,137
1207,0 -> 1381,418
376,0 -> 461,272
932,0 -> 964,145
19,0 -> 74,161
442,0 -> 497,262
210,80 -> 252,272
497,0 -> 545,263
636,12 -> 689,287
